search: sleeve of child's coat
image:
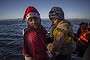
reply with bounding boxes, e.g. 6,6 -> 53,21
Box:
56,22 -> 76,53
60,39 -> 76,55
52,22 -> 70,51
67,39 -> 76,53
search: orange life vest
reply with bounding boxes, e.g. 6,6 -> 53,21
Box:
77,31 -> 90,46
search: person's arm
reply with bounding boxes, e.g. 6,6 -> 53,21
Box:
26,32 -> 48,60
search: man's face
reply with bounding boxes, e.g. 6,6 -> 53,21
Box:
27,17 -> 41,29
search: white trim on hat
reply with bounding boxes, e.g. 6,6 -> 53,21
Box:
25,12 -> 40,21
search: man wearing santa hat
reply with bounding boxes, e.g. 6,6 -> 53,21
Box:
22,6 -> 57,60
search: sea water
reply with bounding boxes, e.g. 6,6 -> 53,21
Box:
0,19 -> 90,60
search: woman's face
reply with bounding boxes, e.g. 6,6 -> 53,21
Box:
27,17 -> 41,29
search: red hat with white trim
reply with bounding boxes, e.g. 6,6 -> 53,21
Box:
23,6 -> 40,22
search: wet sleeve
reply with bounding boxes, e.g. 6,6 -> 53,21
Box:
26,32 -> 48,60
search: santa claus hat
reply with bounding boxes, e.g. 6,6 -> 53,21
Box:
23,6 -> 40,22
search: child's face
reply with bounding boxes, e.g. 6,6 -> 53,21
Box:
51,18 -> 60,26
27,17 -> 41,29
